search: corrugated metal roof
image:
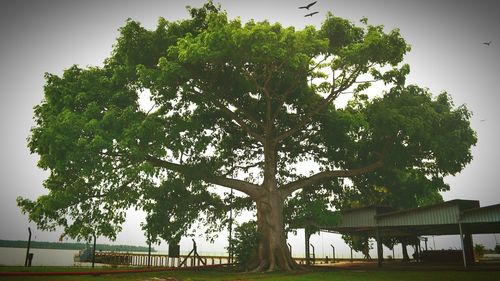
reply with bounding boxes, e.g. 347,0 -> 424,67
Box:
322,200 -> 500,236
339,206 -> 396,228
340,207 -> 378,228
461,203 -> 500,223
375,200 -> 479,227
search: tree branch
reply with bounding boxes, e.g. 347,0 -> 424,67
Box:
271,56 -> 323,124
275,66 -> 363,143
211,98 -> 265,143
234,103 -> 264,130
353,79 -> 378,84
144,155 -> 261,199
75,175 -> 137,205
270,78 -> 302,122
189,87 -> 265,142
222,161 -> 264,177
279,158 -> 384,198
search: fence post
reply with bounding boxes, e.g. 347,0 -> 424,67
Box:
24,228 -> 32,267
92,233 -> 96,268
310,244 -> 315,265
331,245 -> 335,263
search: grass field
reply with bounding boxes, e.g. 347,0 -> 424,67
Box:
1,265 -> 500,281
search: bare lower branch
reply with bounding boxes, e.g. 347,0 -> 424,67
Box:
144,155 -> 261,198
279,158 -> 384,198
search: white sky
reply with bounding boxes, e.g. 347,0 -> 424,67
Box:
1,0 -> 499,258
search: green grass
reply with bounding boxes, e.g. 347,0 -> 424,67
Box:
1,266 -> 499,281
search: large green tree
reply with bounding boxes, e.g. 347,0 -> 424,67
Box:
18,2 -> 476,271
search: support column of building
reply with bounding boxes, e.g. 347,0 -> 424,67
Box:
459,221 -> 474,269
463,233 -> 475,265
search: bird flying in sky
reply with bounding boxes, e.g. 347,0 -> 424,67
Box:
299,1 -> 317,10
304,11 -> 319,17
483,41 -> 492,46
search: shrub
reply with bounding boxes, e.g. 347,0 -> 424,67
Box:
228,221 -> 259,270
474,244 -> 485,259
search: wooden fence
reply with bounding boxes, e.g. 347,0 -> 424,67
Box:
93,252 -> 365,267
94,252 -> 230,267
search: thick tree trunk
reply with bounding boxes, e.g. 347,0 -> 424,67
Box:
246,132 -> 299,271
249,190 -> 299,271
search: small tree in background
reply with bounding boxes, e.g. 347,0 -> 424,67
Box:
284,184 -> 342,264
495,245 -> 500,254
474,244 -> 485,260
229,221 -> 259,270
342,234 -> 373,259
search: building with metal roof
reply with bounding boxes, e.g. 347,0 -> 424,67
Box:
321,199 -> 500,268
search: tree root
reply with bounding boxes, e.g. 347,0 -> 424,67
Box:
248,255 -> 301,272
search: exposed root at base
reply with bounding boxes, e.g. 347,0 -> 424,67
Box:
247,258 -> 301,273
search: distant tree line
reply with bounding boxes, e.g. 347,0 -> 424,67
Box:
0,239 -> 155,252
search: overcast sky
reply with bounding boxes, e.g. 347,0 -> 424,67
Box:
1,0 -> 499,257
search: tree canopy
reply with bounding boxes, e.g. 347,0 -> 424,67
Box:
18,2 -> 476,271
